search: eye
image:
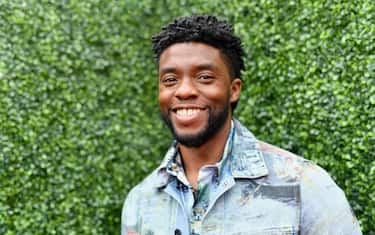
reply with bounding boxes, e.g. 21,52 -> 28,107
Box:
197,74 -> 214,82
161,76 -> 178,86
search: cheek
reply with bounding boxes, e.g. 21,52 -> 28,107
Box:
158,88 -> 172,109
199,85 -> 230,104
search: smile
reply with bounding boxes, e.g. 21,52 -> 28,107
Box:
175,108 -> 202,117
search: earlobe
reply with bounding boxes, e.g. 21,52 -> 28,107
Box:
230,78 -> 242,103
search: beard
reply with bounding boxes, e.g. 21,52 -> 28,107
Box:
161,101 -> 230,148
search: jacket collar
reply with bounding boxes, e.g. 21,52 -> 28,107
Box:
230,119 -> 269,178
154,119 -> 269,189
154,142 -> 178,189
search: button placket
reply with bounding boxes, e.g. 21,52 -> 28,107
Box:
189,206 -> 205,235
190,219 -> 202,235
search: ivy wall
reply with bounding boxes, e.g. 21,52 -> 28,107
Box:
0,0 -> 374,234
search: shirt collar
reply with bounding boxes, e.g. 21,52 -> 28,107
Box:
154,119 -> 269,189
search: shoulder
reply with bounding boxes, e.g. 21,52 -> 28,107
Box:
257,141 -> 361,234
257,140 -> 322,183
256,140 -> 349,201
121,168 -> 164,231
122,169 -> 161,216
122,164 -> 172,210
258,140 -> 344,189
124,168 -> 162,204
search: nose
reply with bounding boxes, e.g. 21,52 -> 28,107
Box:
175,78 -> 198,100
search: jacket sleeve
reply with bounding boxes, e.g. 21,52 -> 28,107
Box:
121,188 -> 140,235
300,163 -> 362,235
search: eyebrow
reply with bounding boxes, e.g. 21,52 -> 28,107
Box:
196,63 -> 217,71
159,63 -> 217,74
159,67 -> 177,74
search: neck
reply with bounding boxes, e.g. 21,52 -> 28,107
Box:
179,118 -> 232,189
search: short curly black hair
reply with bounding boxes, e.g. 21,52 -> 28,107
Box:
152,15 -> 245,110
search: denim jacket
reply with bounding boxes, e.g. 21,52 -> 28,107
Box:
122,120 -> 362,235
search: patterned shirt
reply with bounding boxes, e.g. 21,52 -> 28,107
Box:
165,122 -> 235,234
122,119 -> 362,235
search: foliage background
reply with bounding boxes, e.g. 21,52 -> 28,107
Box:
0,0 -> 374,234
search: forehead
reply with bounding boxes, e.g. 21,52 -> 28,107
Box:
159,42 -> 230,73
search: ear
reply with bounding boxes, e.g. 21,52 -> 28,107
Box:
230,78 -> 242,103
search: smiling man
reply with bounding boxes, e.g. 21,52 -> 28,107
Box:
121,15 -> 362,235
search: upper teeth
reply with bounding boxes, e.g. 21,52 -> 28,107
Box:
176,109 -> 200,116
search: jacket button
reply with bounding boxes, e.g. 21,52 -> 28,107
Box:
174,229 -> 182,235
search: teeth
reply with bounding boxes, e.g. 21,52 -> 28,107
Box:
176,109 -> 201,116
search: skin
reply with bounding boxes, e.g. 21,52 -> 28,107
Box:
158,42 -> 242,189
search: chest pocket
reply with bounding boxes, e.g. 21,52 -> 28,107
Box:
138,192 -> 177,235
204,181 -> 300,235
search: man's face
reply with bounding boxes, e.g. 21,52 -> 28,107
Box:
158,42 -> 241,147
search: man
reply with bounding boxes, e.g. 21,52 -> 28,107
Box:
122,15 -> 362,235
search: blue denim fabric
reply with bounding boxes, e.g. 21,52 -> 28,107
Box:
122,120 -> 362,235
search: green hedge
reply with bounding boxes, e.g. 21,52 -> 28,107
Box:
1,0 -> 373,234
